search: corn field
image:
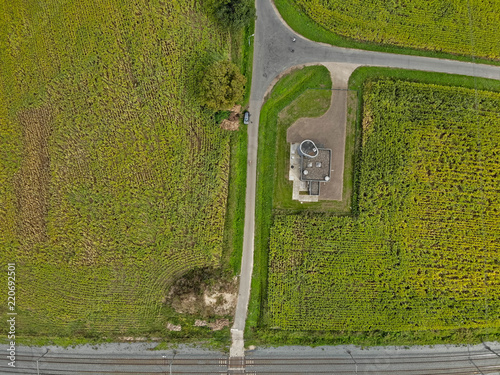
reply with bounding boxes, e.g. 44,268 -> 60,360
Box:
0,0 -> 232,335
294,0 -> 500,60
268,79 -> 500,331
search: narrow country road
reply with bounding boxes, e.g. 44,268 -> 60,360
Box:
231,0 -> 500,360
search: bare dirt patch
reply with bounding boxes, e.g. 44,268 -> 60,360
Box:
119,336 -> 148,341
13,106 -> 52,247
220,119 -> 240,131
165,268 -> 238,324
207,319 -> 230,331
220,104 -> 242,131
203,290 -> 238,316
168,292 -> 198,315
166,322 -> 182,331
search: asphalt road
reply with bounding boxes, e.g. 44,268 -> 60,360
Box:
253,0 -> 500,99
231,0 -> 500,362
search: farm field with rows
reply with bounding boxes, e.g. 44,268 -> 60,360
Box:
288,0 -> 500,60
268,78 -> 500,332
0,0 -> 235,339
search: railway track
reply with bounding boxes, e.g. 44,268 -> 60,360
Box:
2,350 -> 499,374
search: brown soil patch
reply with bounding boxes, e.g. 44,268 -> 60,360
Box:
230,104 -> 242,113
119,336 -> 148,341
13,106 -> 52,247
203,290 -> 238,316
166,322 -> 182,331
168,292 -> 198,314
207,319 -> 230,331
166,269 -> 238,318
220,105 -> 242,131
220,119 -> 240,131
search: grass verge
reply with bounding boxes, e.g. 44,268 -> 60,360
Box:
222,8 -> 255,276
222,128 -> 248,275
222,9 -> 255,276
246,65 -> 334,340
348,67 -> 500,92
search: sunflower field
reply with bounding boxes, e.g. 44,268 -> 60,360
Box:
293,0 -> 500,60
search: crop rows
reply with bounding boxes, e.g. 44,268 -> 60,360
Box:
268,79 -> 500,331
293,0 -> 500,60
0,0 -> 231,335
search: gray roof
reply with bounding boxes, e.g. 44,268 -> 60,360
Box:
300,149 -> 331,182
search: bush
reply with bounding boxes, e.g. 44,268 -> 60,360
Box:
199,60 -> 246,111
214,110 -> 231,124
207,0 -> 255,30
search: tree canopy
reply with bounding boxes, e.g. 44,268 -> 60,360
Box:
206,0 -> 255,30
199,60 -> 246,111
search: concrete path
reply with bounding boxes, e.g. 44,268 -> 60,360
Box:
231,0 -> 500,359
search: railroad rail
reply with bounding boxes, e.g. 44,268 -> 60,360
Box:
2,350 -> 500,374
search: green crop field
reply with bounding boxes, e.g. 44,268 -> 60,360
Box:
0,0 -> 237,339
288,0 -> 500,60
268,78 -> 500,333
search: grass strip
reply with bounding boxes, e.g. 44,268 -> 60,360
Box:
246,65 -> 332,339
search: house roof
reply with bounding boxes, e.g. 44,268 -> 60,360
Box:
300,148 -> 331,182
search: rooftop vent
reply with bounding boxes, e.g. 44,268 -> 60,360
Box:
298,140 -> 319,158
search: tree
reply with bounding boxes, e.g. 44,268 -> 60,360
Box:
199,60 -> 246,111
206,0 -> 256,30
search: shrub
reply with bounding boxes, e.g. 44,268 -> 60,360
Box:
207,0 -> 255,30
199,60 -> 246,111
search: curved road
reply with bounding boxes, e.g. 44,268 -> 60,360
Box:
231,0 -> 500,360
